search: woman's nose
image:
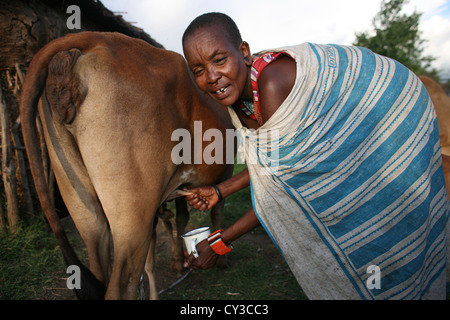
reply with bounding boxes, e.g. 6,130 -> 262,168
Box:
206,67 -> 221,84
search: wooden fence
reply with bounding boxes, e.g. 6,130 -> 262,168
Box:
0,64 -> 54,233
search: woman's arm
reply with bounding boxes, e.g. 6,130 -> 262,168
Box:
184,207 -> 260,269
184,168 -> 250,211
183,168 -> 259,270
221,207 -> 260,245
258,55 -> 296,123
218,167 -> 250,198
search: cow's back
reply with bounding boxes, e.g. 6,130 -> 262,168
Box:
56,34 -> 197,204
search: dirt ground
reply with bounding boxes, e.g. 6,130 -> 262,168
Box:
38,218 -> 190,300
38,216 -> 277,300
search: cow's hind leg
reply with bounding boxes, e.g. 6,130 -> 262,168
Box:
144,215 -> 159,300
172,197 -> 190,273
39,86 -> 111,291
156,204 -> 180,272
99,192 -> 159,300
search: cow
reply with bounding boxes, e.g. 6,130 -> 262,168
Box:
420,76 -> 450,199
19,31 -> 234,300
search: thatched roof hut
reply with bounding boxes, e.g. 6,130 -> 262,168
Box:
0,0 -> 163,69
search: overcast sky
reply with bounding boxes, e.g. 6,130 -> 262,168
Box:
101,0 -> 450,79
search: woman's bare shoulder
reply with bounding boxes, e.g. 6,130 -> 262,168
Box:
257,55 -> 296,122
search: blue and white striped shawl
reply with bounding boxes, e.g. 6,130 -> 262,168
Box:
228,43 -> 449,300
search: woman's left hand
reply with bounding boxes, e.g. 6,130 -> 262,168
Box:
184,239 -> 219,269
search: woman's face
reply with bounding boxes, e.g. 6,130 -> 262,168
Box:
183,25 -> 252,106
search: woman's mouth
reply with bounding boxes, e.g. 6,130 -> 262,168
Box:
212,84 -> 230,100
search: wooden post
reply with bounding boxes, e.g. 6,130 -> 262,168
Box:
0,87 -> 20,232
12,64 -> 35,218
12,117 -> 35,218
0,187 -> 6,233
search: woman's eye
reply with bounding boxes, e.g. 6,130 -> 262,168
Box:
215,56 -> 227,64
193,68 -> 204,76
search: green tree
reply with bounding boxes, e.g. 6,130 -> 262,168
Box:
353,0 -> 440,81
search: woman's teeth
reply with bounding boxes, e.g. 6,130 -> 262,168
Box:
216,86 -> 228,94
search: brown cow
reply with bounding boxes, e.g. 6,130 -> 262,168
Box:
20,31 -> 234,299
420,76 -> 450,155
420,76 -> 450,199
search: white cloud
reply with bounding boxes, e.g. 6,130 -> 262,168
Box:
421,15 -> 450,77
234,0 -> 382,52
101,0 -> 450,78
405,0 -> 450,78
406,0 -> 447,17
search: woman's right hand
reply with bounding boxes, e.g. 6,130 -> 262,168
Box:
183,186 -> 220,211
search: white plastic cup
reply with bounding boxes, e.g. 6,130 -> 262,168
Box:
181,226 -> 211,258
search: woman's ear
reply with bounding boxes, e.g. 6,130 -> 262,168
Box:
240,41 -> 252,66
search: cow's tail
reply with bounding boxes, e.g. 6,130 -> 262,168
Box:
19,32 -> 106,299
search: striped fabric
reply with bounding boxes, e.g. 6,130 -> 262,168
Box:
228,43 -> 449,299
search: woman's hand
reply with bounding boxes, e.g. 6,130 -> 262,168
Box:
184,169 -> 250,211
184,186 -> 219,211
184,239 -> 219,269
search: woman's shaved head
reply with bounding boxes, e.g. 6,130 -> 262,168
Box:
182,12 -> 242,50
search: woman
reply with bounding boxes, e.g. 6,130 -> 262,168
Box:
181,12 -> 449,299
